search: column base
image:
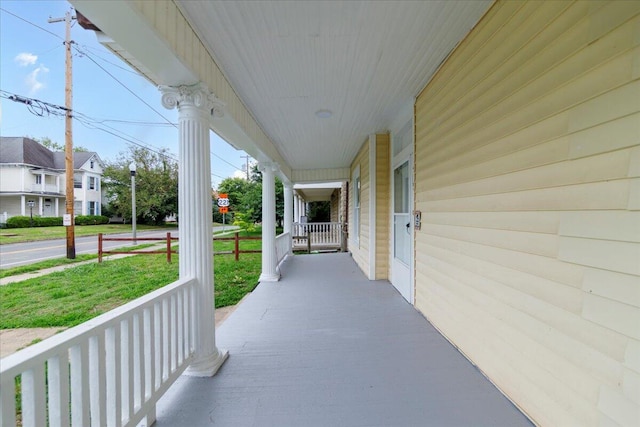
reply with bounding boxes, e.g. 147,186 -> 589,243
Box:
185,347 -> 229,377
259,272 -> 280,282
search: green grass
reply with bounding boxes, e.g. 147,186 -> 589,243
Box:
0,250 -> 261,329
0,243 -> 158,279
0,224 -> 174,245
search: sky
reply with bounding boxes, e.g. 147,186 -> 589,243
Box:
0,0 -> 250,188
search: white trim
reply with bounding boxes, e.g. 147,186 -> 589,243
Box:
390,111 -> 415,304
351,164 -> 361,248
368,134 -> 376,280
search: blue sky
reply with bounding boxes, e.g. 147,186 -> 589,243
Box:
0,1 -> 250,187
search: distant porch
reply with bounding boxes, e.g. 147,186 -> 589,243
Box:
154,253 -> 533,426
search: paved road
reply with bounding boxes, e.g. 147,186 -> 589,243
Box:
0,226 -> 236,269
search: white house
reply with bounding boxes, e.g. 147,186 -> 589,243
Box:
0,137 -> 104,221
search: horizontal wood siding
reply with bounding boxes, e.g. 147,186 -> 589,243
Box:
375,134 -> 390,280
349,139 -> 370,275
414,1 -> 640,426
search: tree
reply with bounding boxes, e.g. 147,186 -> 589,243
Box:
32,136 -> 88,152
102,147 -> 178,225
244,164 -> 284,226
216,177 -> 251,223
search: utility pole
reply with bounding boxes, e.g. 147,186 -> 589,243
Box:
241,155 -> 251,180
49,9 -> 77,259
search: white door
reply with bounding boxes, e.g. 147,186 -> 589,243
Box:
391,158 -> 413,302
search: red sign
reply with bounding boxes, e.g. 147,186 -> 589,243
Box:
219,206 -> 229,214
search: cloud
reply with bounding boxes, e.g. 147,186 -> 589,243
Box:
25,64 -> 49,94
14,52 -> 38,67
233,170 -> 248,179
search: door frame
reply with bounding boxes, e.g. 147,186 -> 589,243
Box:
389,102 -> 415,304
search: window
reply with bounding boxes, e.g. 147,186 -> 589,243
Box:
352,165 -> 361,245
74,174 -> 82,189
90,160 -> 94,169
87,176 -> 100,191
88,201 -> 96,215
35,175 -> 42,184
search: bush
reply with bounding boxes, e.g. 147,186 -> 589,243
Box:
75,215 -> 109,225
38,217 -> 63,227
5,216 -> 63,228
6,216 -> 31,228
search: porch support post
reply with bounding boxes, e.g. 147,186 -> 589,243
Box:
259,161 -> 279,282
283,181 -> 293,255
161,83 -> 228,377
293,193 -> 300,223
283,181 -> 293,234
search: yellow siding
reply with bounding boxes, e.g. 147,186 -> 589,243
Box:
414,1 -> 640,426
375,134 -> 390,280
349,139 -> 370,275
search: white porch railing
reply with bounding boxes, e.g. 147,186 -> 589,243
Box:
292,222 -> 343,249
275,231 -> 291,268
30,184 -> 60,193
0,277 -> 197,427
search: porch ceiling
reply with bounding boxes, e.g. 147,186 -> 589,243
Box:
295,182 -> 342,202
72,1 -> 491,175
177,1 -> 492,172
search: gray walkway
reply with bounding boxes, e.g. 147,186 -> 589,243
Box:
155,253 -> 533,427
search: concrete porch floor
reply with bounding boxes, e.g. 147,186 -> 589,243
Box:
155,253 -> 533,426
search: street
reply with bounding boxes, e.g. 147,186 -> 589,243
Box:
0,226 -> 236,269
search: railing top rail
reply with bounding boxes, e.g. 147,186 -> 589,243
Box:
293,222 -> 342,225
0,276 -> 197,377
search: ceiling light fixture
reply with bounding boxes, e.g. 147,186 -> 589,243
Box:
315,109 -> 332,119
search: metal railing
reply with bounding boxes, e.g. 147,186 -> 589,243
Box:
0,277 -> 197,427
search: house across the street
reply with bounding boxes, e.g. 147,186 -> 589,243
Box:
0,136 -> 104,222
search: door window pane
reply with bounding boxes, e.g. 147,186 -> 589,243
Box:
394,161 -> 409,214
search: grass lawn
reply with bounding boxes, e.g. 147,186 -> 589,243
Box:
0,250 -> 261,329
0,223 -> 176,245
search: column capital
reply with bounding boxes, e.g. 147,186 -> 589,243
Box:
258,161 -> 278,174
160,83 -> 225,118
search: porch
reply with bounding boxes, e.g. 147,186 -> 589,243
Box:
154,253 -> 533,426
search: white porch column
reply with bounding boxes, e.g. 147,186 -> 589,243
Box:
20,195 -> 25,216
40,172 -> 45,192
161,83 -> 228,377
55,198 -> 59,217
293,193 -> 300,223
38,196 -> 43,216
283,181 -> 293,235
259,161 -> 279,282
283,181 -> 293,255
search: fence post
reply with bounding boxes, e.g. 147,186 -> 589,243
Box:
98,233 -> 103,263
167,232 -> 172,263
235,232 -> 239,261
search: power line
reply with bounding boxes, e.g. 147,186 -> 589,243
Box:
2,89 -> 226,182
73,45 -> 177,128
79,44 -> 141,76
0,7 -> 63,40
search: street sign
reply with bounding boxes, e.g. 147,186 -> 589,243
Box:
217,194 -> 230,207
63,214 -> 72,226
219,206 -> 229,214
